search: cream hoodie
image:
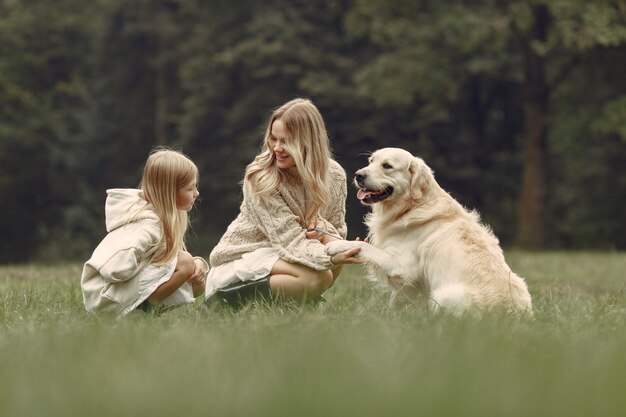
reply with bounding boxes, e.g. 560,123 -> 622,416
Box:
81,189 -> 189,316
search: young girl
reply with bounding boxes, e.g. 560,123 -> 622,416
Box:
81,148 -> 208,316
205,98 -> 357,308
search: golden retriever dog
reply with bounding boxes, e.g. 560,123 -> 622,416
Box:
327,148 -> 532,316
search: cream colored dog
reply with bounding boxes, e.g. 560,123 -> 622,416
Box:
327,148 -> 532,316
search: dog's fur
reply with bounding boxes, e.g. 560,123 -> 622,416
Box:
327,148 -> 532,316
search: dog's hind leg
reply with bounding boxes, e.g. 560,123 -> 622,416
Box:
429,283 -> 474,317
387,284 -> 423,309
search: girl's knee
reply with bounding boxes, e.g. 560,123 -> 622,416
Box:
176,251 -> 195,278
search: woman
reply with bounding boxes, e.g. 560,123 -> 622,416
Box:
205,98 -> 357,308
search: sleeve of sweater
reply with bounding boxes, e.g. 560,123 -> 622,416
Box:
244,190 -> 334,271
319,161 -> 348,239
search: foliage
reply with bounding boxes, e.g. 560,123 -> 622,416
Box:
0,0 -> 625,262
0,0 -> 103,261
343,0 -> 626,247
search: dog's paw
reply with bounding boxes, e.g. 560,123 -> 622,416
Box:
325,239 -> 363,256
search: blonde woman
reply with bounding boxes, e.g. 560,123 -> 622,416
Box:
81,148 -> 209,316
205,98 -> 358,308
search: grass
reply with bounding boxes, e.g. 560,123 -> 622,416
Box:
0,252 -> 625,417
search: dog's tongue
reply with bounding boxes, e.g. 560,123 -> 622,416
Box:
357,189 -> 372,201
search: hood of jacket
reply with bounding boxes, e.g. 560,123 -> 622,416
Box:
105,188 -> 159,232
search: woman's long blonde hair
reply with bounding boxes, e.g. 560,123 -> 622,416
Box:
244,98 -> 332,221
140,147 -> 198,264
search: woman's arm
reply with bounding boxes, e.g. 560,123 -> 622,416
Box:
322,161 -> 349,239
244,191 -> 333,271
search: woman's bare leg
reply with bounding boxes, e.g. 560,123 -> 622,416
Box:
269,259 -> 333,300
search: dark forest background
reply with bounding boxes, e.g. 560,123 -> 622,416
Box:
1,0 -> 625,263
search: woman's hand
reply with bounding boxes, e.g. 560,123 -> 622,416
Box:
329,236 -> 368,265
304,219 -> 340,244
330,247 -> 363,265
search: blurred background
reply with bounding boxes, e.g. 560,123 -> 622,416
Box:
0,0 -> 625,264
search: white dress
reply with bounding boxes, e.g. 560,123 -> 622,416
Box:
205,248 -> 279,298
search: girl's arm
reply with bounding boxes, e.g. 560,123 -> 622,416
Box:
88,223 -> 160,283
188,256 -> 209,297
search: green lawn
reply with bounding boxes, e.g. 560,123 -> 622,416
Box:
1,252 -> 625,417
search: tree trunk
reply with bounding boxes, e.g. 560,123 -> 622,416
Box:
517,4 -> 550,248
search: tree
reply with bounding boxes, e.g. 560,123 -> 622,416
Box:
0,0 -> 100,261
344,0 -> 626,248
514,0 -> 626,247
1,0 -> 624,262
178,0 -> 375,245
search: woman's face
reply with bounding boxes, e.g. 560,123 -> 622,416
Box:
270,118 -> 295,169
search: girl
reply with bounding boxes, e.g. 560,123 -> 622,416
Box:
205,98 -> 358,308
81,148 -> 208,316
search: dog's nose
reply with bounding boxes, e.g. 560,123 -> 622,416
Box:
355,172 -> 366,184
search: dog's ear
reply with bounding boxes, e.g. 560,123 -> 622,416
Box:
409,157 -> 432,200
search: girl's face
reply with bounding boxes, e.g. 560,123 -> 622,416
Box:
270,118 -> 295,169
176,177 -> 199,211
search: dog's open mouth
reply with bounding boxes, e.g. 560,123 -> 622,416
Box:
356,187 -> 393,204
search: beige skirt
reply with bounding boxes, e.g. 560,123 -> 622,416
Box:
204,248 -> 279,299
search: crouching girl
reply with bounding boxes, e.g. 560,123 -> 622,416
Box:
81,148 -> 208,316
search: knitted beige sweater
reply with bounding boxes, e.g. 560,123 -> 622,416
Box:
209,159 -> 347,271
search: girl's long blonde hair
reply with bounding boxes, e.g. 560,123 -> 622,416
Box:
140,147 -> 198,264
244,98 -> 332,221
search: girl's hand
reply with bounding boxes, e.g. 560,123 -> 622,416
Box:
188,258 -> 208,297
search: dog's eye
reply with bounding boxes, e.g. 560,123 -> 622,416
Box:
382,163 -> 393,169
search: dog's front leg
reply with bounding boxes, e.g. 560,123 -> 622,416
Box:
326,240 -> 397,272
